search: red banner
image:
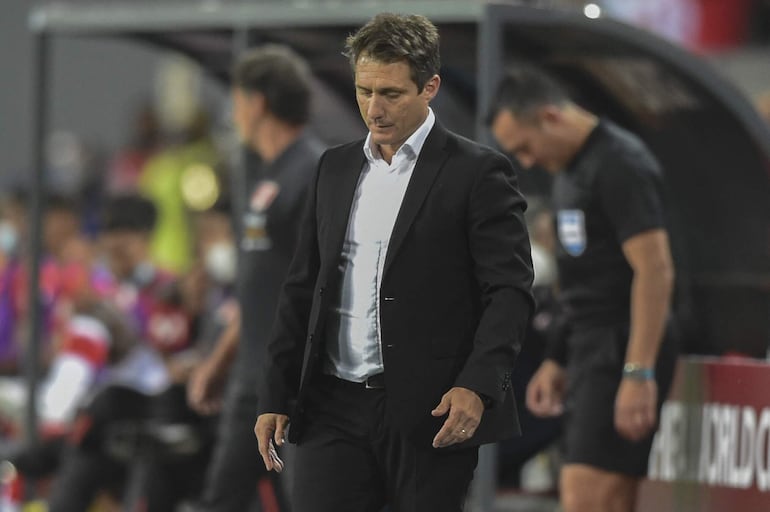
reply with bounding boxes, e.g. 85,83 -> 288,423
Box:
639,357 -> 770,511
604,0 -> 753,52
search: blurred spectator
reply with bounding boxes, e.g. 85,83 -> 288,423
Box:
139,109 -> 221,274
527,201 -> 558,288
45,194 -> 182,511
107,103 -> 161,194
756,91 -> 770,124
0,299 -> 136,512
42,194 -> 102,316
43,195 -> 244,511
0,191 -> 26,265
45,132 -> 92,198
95,195 -> 181,357
0,191 -> 96,376
0,191 -> 28,374
0,299 -> 134,464
187,199 -> 238,359
139,200 -> 238,511
45,132 -> 107,238
157,199 -> 238,392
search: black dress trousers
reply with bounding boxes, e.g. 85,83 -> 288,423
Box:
291,374 -> 479,512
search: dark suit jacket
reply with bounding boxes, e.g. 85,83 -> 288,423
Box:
258,121 -> 534,448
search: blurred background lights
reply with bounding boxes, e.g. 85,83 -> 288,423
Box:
181,163 -> 219,211
584,3 -> 602,19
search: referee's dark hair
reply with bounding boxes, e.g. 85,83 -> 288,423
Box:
101,194 -> 157,233
486,64 -> 570,125
232,45 -> 312,126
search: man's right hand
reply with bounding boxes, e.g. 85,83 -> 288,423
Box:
255,413 -> 290,471
526,359 -> 567,417
187,358 -> 225,415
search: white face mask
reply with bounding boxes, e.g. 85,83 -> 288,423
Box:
204,242 -> 236,285
0,221 -> 18,256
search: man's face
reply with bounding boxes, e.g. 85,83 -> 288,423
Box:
100,231 -> 147,280
490,109 -> 561,173
44,209 -> 78,255
194,210 -> 233,259
354,56 -> 439,157
231,88 -> 261,145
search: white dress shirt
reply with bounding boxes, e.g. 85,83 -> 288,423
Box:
324,109 -> 436,381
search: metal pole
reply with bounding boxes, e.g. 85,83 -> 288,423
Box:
476,3 -> 505,146
23,30 -> 49,497
468,443 -> 499,512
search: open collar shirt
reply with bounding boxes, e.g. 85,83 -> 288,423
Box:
324,108 -> 436,381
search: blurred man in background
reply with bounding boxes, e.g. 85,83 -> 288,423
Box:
488,65 -> 678,512
187,44 -> 323,511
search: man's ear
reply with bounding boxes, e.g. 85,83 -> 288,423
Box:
539,105 -> 562,125
422,74 -> 441,101
249,92 -> 267,117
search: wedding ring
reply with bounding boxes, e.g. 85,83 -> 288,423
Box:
461,429 -> 467,434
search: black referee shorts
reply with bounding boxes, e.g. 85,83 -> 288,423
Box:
562,322 -> 678,477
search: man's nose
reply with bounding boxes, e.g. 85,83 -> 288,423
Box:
367,95 -> 384,120
516,153 -> 535,170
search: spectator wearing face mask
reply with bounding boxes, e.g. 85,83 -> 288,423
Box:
45,194 -> 185,511
0,190 -> 100,376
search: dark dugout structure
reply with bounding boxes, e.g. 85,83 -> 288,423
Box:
25,0 -> 770,507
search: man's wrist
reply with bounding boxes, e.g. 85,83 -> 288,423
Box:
622,362 -> 655,381
475,391 -> 494,409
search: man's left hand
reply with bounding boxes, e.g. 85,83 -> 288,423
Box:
431,387 -> 484,448
614,379 -> 658,441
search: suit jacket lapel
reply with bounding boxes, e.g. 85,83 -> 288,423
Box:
384,122 -> 450,276
324,144 -> 365,272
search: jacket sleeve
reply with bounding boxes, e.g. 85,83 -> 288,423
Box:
453,152 -> 535,405
257,152 -> 324,416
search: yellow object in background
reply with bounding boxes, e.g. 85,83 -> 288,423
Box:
139,139 -> 220,273
22,501 -> 48,512
181,163 -> 220,212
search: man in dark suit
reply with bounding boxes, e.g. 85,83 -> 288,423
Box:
254,13 -> 534,511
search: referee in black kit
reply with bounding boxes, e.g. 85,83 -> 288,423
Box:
487,65 -> 679,512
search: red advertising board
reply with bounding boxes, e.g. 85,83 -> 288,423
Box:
638,357 -> 770,511
604,0 -> 752,52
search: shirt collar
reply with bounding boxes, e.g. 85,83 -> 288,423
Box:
363,108 -> 436,164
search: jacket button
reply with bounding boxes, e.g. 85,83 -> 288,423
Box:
319,287 -> 325,296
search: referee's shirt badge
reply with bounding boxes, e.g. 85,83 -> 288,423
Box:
557,209 -> 586,257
